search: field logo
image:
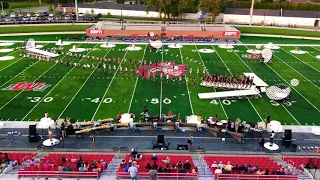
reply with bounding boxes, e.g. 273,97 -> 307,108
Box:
89,30 -> 104,35
242,54 -> 262,59
138,62 -> 187,78
223,31 -> 239,36
2,82 -> 51,91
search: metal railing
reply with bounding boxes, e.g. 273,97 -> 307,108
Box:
116,172 -> 198,179
217,174 -> 298,180
18,171 -> 100,180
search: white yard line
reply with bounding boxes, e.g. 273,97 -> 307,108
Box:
0,43 -> 50,88
91,48 -> 130,120
273,54 -> 320,90
238,42 -> 320,116
127,46 -> 147,113
213,45 -> 263,121
281,47 -> 320,73
21,44 -> 97,120
0,63 -> 58,111
178,48 -> 194,115
160,47 -> 163,116
58,48 -> 113,118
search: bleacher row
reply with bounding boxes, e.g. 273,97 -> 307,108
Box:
0,152 -> 316,179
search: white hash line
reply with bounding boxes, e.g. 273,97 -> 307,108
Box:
91,47 -> 130,120
127,46 -> 147,113
195,45 -> 228,119
273,54 -> 320,90
281,47 -> 320,73
0,43 -> 50,88
179,48 -> 194,115
238,42 -> 316,123
219,45 -> 263,121
58,48 -> 113,118
0,45 -> 25,72
21,44 -> 97,120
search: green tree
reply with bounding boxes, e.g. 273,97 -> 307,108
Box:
90,9 -> 95,15
106,12 -> 112,18
199,0 -> 222,22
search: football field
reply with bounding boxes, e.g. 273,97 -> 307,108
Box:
0,38 -> 319,126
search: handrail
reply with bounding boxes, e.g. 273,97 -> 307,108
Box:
217,174 -> 298,180
18,170 -> 99,179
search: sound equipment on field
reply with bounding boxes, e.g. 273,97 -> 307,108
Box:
157,135 -> 164,144
314,20 -> 319,27
28,125 -> 39,143
283,129 -> 292,147
177,144 -> 188,150
153,135 -> 169,150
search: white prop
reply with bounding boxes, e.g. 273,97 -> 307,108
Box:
312,127 -> 320,135
198,49 -> 215,53
26,38 -> 36,49
0,56 -> 15,61
256,44 -> 262,49
290,79 -> 299,86
247,49 -> 262,54
69,46 -> 86,52
186,115 -> 201,126
264,42 -> 280,50
266,85 -> 291,101
267,120 -> 283,133
290,50 -> 306,54
0,48 -> 14,53
0,42 -> 14,46
149,40 -> 163,49
101,43 -> 116,48
262,48 -> 273,63
125,46 -> 142,51
37,117 -> 56,129
56,39 -> 71,46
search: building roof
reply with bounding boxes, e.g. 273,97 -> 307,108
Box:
61,2 -> 155,11
224,8 -> 320,18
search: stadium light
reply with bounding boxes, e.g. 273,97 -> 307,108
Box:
249,0 -> 254,26
75,0 -> 79,22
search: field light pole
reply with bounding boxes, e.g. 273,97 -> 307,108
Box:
249,0 -> 254,26
75,0 -> 79,22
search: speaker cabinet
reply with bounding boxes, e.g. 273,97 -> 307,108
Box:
284,129 -> 292,141
314,20 -> 319,27
29,125 -> 36,136
157,135 -> 164,144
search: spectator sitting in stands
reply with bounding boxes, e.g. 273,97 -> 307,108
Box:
222,167 -> 229,174
58,164 -> 64,171
218,161 -> 225,168
9,160 -> 17,167
120,159 -> 126,166
97,162 -> 103,172
162,156 -> 170,164
248,165 -> 255,173
79,156 -> 83,164
145,163 -> 151,170
100,159 -> 107,169
60,156 -> 67,163
136,154 -> 142,161
232,164 -> 239,171
255,168 -> 264,175
265,169 -> 270,175
124,165 -> 129,172
183,160 -> 191,170
131,149 -> 138,159
71,156 -> 77,163
177,161 -> 183,169
64,165 -> 73,171
84,162 -> 89,171
30,159 -> 36,166
239,164 -> 245,172
178,168 -> 188,173
92,164 -> 100,172
79,164 -> 85,172
158,166 -> 164,173
192,167 -> 198,174
211,161 -> 218,168
171,164 -> 176,170
76,160 -> 81,169
164,165 -> 171,173
276,168 -> 285,175
43,161 -> 53,169
35,161 -> 42,168
224,161 -> 233,171
214,167 -> 222,175
152,161 -> 158,169
151,154 -> 158,161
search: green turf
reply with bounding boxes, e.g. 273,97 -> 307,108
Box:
9,1 -> 49,9
0,40 -> 319,126
236,26 -> 320,38
0,25 -> 89,34
239,36 -> 320,44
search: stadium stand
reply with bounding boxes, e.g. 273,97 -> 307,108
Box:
283,157 -> 320,169
1,152 -> 36,165
217,174 -> 298,179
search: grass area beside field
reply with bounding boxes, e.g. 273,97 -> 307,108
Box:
0,25 -> 90,34
236,26 -> 320,38
9,1 -> 49,9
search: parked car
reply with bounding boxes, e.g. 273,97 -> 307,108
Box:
89,16 -> 95,21
27,13 -> 31,17
48,15 -> 55,21
5,17 -> 11,22
30,16 -> 37,21
35,12 -> 40,17
64,14 -> 70,20
43,12 -> 48,17
78,13 -> 84,17
22,16 -> 29,21
18,13 -> 23,17
10,13 -> 15,18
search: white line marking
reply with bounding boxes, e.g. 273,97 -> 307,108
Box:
179,48 -> 194,115
196,45 -> 228,119
281,47 -> 320,73
273,54 -> 320,90
160,46 -> 163,116
127,46 -> 147,113
91,48 -> 130,120
58,48 -> 113,118
21,44 -> 95,120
